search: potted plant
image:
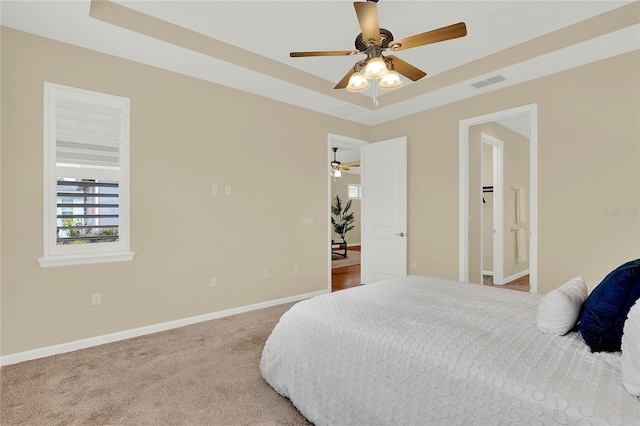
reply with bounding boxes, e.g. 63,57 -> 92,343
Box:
331,195 -> 355,243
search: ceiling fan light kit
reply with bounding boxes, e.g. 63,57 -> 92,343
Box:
346,64 -> 371,92
363,56 -> 387,79
290,0 -> 467,94
331,147 -> 342,177
379,69 -> 402,90
346,73 -> 370,92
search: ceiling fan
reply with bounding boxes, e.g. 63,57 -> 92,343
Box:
331,147 -> 360,177
290,0 -> 467,92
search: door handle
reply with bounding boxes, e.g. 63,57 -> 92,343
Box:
395,232 -> 406,237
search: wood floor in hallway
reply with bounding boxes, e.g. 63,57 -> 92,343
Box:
332,250 -> 529,293
331,246 -> 361,292
332,264 -> 361,292
483,274 -> 530,292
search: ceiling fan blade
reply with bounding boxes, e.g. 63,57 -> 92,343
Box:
386,56 -> 426,81
290,50 -> 361,57
389,22 -> 467,52
354,1 -> 380,46
342,162 -> 360,167
340,166 -> 352,171
334,67 -> 356,89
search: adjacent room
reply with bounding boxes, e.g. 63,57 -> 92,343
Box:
1,1 -> 639,424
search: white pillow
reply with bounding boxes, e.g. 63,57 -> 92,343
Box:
621,298 -> 640,396
537,276 -> 588,335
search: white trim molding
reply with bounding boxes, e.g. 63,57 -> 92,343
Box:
0,289 -> 328,367
38,251 -> 135,268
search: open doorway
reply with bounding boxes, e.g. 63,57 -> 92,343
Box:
459,104 -> 538,293
327,134 -> 367,292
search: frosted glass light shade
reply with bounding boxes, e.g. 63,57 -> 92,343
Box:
363,57 -> 388,79
334,169 -> 342,177
346,72 -> 370,92
379,70 -> 403,90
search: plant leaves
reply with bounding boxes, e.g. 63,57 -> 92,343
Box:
331,194 -> 356,239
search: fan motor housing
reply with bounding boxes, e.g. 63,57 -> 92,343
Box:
355,28 -> 394,51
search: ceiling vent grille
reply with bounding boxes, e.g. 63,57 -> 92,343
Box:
471,75 -> 506,89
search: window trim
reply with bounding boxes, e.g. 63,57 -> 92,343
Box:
39,82 -> 134,268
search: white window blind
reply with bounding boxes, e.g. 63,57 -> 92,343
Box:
348,184 -> 361,200
40,83 -> 134,267
56,97 -> 122,170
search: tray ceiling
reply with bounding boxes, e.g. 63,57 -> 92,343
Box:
1,1 -> 638,125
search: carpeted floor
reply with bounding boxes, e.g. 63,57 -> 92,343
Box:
331,250 -> 361,268
0,303 -> 311,426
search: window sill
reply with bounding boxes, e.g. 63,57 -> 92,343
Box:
38,252 -> 135,268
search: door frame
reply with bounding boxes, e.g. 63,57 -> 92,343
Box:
481,133 -> 504,285
327,134 -> 368,291
458,104 -> 538,293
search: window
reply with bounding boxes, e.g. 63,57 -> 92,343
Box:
348,184 -> 361,200
39,83 -> 134,267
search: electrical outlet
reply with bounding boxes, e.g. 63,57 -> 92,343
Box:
294,266 -> 300,275
224,185 -> 232,196
263,269 -> 270,279
411,261 -> 417,270
210,276 -> 217,288
211,184 -> 219,195
92,293 -> 102,306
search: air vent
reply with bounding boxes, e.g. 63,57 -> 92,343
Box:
471,80 -> 490,89
471,75 -> 506,89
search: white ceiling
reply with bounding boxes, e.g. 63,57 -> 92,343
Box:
1,1 -> 638,126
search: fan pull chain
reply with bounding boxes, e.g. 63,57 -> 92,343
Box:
374,83 -> 379,106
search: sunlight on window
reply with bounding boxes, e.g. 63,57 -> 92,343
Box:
348,184 -> 361,200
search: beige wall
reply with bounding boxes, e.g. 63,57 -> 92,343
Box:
330,173 -> 362,245
371,50 -> 640,294
1,27 -> 639,357
0,28 -> 368,355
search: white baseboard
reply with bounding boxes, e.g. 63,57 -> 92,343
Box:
0,289 -> 329,367
482,270 -> 493,276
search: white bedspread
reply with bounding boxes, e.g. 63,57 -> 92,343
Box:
260,276 -> 640,426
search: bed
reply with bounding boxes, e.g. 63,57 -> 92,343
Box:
260,275 -> 640,425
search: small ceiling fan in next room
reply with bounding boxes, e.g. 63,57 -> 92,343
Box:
290,0 -> 467,95
331,147 -> 359,177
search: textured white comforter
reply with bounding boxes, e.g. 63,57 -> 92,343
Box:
260,276 -> 640,425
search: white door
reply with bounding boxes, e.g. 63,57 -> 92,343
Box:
361,137 -> 408,284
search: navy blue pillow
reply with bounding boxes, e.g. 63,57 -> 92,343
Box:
579,259 -> 640,352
